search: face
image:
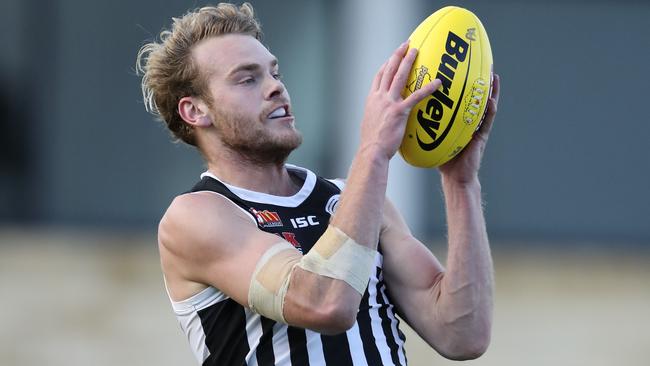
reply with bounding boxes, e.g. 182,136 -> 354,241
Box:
192,34 -> 302,164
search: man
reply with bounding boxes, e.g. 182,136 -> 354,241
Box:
137,3 -> 500,365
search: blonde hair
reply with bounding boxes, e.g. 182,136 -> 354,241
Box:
136,3 -> 262,146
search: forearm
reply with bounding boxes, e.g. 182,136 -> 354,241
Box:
330,145 -> 389,249
283,41 -> 433,332
284,147 -> 390,332
435,176 -> 493,354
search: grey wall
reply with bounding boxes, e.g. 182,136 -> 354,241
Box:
446,0 -> 650,243
1,0 -> 648,244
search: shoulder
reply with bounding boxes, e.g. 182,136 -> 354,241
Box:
162,191 -> 254,231
158,191 -> 256,259
157,191 -> 283,304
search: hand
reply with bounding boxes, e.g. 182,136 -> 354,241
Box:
359,41 -> 442,160
439,73 -> 501,184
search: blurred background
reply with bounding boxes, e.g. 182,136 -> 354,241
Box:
1,0 -> 648,365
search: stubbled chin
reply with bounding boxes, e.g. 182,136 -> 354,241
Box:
276,128 -> 303,150
236,128 -> 302,165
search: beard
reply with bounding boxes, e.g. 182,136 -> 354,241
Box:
210,104 -> 303,166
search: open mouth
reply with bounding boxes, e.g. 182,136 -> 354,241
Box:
267,105 -> 289,119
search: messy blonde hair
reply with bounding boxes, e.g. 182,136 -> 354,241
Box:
136,3 -> 262,146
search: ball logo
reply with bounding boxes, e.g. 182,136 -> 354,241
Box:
462,78 -> 488,125
465,27 -> 477,41
408,65 -> 432,93
415,31 -> 471,151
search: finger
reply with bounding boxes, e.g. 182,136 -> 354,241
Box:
476,95 -> 497,138
389,47 -> 418,97
372,62 -> 387,91
491,73 -> 500,105
380,41 -> 409,91
478,73 -> 500,137
402,78 -> 442,110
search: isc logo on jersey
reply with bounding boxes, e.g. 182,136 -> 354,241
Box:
290,216 -> 320,229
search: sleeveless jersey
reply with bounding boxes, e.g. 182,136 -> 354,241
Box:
167,165 -> 408,366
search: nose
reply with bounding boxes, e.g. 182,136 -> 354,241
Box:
264,75 -> 286,100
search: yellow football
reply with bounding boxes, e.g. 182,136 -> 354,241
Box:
400,6 -> 493,168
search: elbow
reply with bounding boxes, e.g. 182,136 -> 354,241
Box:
284,290 -> 358,335
310,301 -> 357,335
440,333 -> 490,360
282,271 -> 361,334
438,324 -> 491,360
434,287 -> 493,360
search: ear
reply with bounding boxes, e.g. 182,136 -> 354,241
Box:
178,96 -> 212,127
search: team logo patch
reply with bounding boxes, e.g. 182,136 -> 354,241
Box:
279,232 -> 303,253
325,194 -> 340,215
250,208 -> 283,228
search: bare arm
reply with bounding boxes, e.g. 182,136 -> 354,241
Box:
159,192 -> 358,333
330,41 -> 441,247
382,74 -> 500,359
284,42 -> 440,331
159,42 -> 441,334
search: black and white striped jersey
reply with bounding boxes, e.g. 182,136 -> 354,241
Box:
168,165 -> 408,366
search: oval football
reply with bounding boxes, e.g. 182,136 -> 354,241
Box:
400,6 -> 493,168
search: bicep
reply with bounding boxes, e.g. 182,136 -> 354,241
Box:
380,199 -> 445,326
160,192 -> 362,333
159,192 -> 291,307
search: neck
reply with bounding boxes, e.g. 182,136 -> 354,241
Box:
202,143 -> 300,197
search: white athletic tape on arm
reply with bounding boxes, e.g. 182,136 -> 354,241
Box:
248,242 -> 301,323
298,225 -> 377,294
247,226 -> 377,323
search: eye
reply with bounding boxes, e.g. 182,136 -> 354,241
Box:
273,72 -> 283,80
240,77 -> 256,84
